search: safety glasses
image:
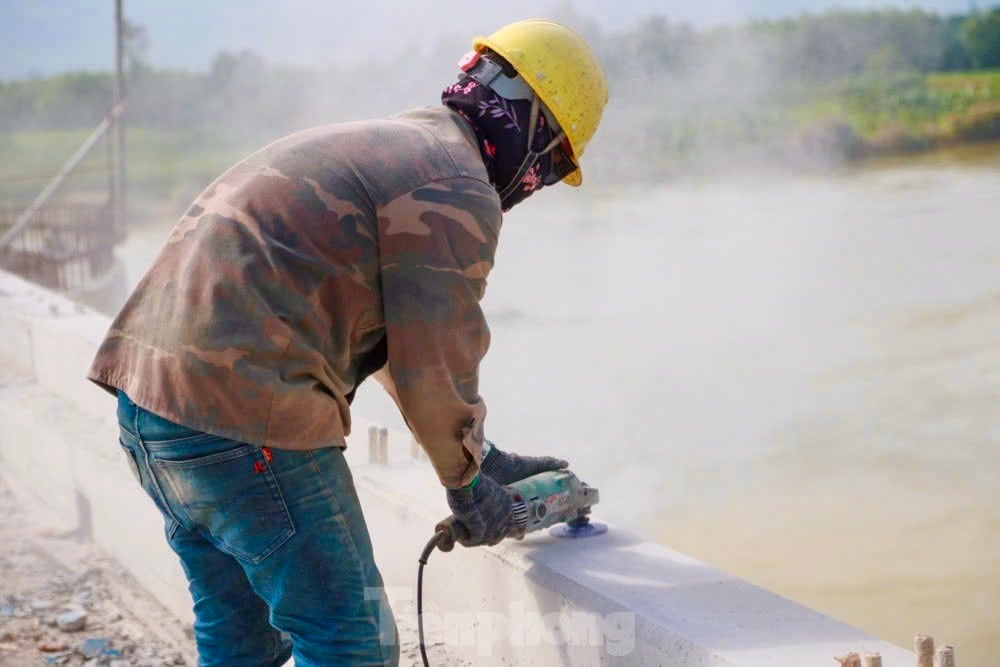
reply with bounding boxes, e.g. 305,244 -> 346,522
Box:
545,137 -> 578,186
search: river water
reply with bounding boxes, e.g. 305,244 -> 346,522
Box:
119,145 -> 999,665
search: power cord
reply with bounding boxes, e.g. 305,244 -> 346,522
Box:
417,531 -> 447,667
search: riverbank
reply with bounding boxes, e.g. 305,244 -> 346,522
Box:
2,70 -> 997,206
792,69 -> 1000,162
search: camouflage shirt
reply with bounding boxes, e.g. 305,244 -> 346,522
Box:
88,106 -> 501,488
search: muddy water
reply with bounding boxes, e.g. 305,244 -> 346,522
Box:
120,146 -> 999,664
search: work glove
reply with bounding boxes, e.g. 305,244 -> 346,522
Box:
436,474 -> 528,550
479,440 -> 569,486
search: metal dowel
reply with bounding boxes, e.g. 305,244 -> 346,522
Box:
368,426 -> 378,464
915,635 -> 935,667
378,428 -> 388,464
863,653 -> 882,667
935,645 -> 955,667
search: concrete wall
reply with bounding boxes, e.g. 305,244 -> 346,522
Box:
0,268 -> 916,666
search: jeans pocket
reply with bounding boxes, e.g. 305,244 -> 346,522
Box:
154,445 -> 295,565
119,441 -> 142,484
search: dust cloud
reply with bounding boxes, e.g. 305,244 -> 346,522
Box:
12,2 -> 999,664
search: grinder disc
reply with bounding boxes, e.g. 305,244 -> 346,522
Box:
550,520 -> 608,539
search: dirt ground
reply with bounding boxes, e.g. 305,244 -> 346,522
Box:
0,476 -> 191,666
0,472 -> 464,667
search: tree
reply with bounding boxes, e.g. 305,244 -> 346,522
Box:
940,16 -> 973,71
209,50 -> 266,89
123,19 -> 150,77
865,44 -> 913,75
960,9 -> 1000,68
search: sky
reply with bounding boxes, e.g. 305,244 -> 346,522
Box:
0,0 -> 983,79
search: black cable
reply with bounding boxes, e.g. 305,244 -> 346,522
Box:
417,531 -> 446,667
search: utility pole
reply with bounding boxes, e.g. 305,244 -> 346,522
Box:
4,1 -> 127,250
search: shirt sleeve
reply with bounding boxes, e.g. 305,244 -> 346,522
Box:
376,177 -> 502,488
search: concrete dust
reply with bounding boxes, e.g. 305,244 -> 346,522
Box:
0,476 -> 191,666
106,138 -> 1000,666
389,594 -> 473,667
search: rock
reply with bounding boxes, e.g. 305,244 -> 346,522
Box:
31,599 -> 56,612
55,609 -> 87,632
79,637 -> 110,658
38,640 -> 70,652
115,619 -> 147,641
794,119 -> 865,163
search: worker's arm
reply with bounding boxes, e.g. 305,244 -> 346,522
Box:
376,177 -> 501,489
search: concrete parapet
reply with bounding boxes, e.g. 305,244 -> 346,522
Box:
0,269 -> 915,666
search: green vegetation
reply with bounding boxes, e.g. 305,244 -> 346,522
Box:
1,6 -> 998,202
0,127 -> 249,207
790,69 -> 1000,157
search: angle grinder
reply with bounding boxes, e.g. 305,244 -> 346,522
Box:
434,469 -> 605,549
416,469 -> 606,666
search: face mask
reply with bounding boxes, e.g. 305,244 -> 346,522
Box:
442,54 -> 575,211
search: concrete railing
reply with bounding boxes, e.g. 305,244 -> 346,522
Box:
0,268 -> 915,666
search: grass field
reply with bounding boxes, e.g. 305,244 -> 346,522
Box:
2,70 -> 997,211
928,69 -> 1000,99
0,127 -> 252,211
793,69 -> 1000,152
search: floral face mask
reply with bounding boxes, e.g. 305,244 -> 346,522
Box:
442,54 -> 573,211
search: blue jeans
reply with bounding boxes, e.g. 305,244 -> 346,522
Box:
116,391 -> 398,666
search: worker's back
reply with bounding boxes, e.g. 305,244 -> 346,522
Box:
88,106 -> 501,457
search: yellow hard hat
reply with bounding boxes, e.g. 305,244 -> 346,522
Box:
473,19 -> 608,187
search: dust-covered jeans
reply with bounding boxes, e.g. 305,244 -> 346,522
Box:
116,391 -> 398,666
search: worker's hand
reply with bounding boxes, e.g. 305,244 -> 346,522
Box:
437,474 -> 527,549
479,440 -> 568,486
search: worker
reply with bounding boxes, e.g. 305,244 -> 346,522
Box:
87,19 -> 608,667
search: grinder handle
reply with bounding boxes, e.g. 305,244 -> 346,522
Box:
433,516 -> 470,552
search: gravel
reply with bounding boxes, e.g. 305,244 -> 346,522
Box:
0,479 -> 189,666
